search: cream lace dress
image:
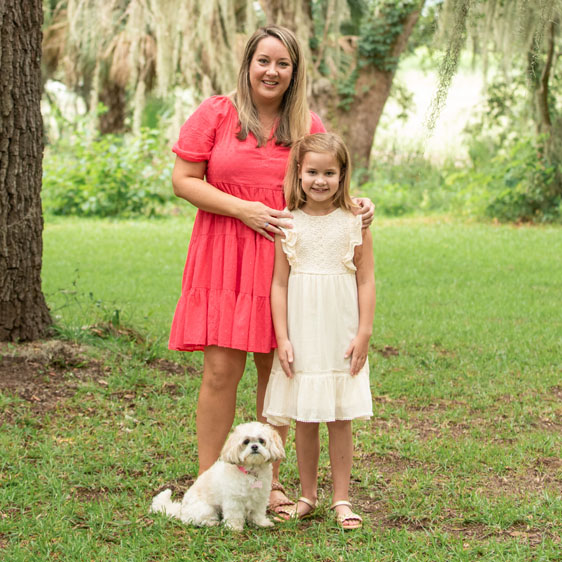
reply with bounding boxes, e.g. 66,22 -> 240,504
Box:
263,207 -> 373,425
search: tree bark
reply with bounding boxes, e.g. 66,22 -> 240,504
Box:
310,6 -> 423,172
0,0 -> 52,341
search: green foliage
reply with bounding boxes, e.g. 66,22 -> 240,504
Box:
42,127 -> 174,218
448,136 -> 561,223
358,153 -> 456,216
358,1 -> 422,71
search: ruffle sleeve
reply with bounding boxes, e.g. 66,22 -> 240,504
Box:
342,214 -> 363,271
280,227 -> 298,267
172,96 -> 232,162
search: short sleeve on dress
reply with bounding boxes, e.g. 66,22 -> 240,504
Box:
310,111 -> 326,134
343,214 -> 363,271
172,96 -> 232,162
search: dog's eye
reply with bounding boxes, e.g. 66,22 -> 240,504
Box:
259,438 -> 265,445
243,439 -> 250,445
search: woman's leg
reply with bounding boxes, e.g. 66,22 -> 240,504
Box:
295,421 -> 320,516
254,351 -> 290,509
327,420 -> 360,527
196,346 -> 246,474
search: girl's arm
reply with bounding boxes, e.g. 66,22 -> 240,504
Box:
172,156 -> 293,241
344,228 -> 376,375
270,235 -> 294,378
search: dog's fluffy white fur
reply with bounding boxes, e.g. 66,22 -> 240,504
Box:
150,422 -> 285,531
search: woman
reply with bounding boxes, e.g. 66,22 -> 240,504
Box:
168,25 -> 374,519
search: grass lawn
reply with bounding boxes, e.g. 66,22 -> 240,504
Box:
1,215 -> 561,561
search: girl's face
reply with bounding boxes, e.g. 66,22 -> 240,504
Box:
248,36 -> 293,108
298,151 -> 342,209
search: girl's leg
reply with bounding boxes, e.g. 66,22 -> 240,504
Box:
327,420 -> 360,527
254,351 -> 291,509
295,421 -> 320,516
196,346 -> 246,474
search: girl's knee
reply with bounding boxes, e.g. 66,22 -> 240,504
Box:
327,420 -> 352,434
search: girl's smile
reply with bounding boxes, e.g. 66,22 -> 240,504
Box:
299,151 -> 342,212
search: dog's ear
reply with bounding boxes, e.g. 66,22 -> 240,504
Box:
266,425 -> 286,462
219,429 -> 242,465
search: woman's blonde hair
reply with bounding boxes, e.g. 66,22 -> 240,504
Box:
284,133 -> 355,211
230,25 -> 310,147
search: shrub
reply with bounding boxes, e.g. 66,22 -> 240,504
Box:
43,127 -> 174,217
446,136 -> 561,223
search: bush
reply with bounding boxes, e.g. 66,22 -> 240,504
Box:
43,128 -> 174,217
358,153 -> 455,216
446,136 -> 561,223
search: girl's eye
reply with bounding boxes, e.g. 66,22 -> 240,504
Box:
258,58 -> 268,64
279,62 -> 291,67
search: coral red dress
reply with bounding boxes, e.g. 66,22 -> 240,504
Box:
169,96 -> 325,353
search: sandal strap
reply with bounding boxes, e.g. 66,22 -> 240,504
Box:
271,480 -> 286,494
297,496 -> 317,509
330,500 -> 352,510
338,512 -> 363,523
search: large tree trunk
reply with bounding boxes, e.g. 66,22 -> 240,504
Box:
0,0 -> 52,341
311,7 -> 423,172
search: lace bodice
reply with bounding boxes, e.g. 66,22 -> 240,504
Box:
281,208 -> 362,275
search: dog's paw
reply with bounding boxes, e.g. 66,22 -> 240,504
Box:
223,519 -> 244,532
254,517 -> 274,528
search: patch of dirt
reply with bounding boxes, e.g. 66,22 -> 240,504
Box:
0,340 -> 107,416
0,339 -> 193,420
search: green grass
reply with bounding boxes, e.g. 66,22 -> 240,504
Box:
1,215 -> 561,561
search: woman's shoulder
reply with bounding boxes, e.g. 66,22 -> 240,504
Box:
195,95 -> 237,119
309,111 -> 326,134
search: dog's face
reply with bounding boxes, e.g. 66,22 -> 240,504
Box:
220,422 -> 285,466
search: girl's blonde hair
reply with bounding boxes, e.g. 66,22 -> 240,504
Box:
230,25 -> 310,147
284,133 -> 355,211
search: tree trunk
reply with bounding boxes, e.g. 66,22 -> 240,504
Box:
311,6 -> 423,172
98,80 -> 127,134
0,0 -> 52,341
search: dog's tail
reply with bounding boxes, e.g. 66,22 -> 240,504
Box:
150,489 -> 182,519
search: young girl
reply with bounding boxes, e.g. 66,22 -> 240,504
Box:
263,133 -> 375,529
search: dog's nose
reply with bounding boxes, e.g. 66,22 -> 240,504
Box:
251,444 -> 259,452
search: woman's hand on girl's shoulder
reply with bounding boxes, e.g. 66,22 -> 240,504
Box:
351,197 -> 375,229
238,202 -> 294,242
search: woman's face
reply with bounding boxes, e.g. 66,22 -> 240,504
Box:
248,36 -> 294,108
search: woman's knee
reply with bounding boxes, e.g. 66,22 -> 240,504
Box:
202,347 -> 246,393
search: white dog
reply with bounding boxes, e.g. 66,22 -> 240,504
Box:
150,422 -> 285,531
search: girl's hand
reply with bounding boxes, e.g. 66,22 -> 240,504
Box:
352,197 -> 375,229
344,334 -> 370,376
240,201 -> 294,241
276,339 -> 294,378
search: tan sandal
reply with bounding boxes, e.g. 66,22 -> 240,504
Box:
268,481 -> 296,521
331,500 -> 363,530
282,496 -> 317,520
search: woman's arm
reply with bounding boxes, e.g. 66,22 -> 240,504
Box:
270,236 -> 294,378
344,228 -> 376,375
172,156 -> 293,241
